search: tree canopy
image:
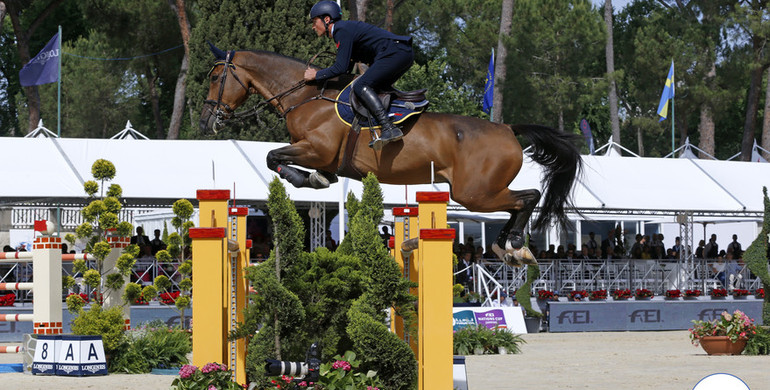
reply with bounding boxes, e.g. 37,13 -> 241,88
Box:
3,0 -> 770,159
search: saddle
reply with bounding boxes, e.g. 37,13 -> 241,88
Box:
349,84 -> 429,118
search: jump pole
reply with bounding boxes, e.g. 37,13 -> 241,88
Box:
0,220 -> 63,345
391,192 -> 454,390
189,189 -> 249,385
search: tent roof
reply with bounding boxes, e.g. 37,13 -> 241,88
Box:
1,137 -> 768,219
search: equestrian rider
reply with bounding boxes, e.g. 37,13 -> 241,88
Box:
303,0 -> 414,149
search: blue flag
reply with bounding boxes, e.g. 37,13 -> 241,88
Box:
482,49 -> 494,114
656,60 -> 674,122
579,118 -> 595,154
19,32 -> 60,87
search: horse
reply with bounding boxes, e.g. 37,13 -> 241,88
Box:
199,44 -> 582,266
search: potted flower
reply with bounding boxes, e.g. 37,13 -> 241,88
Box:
589,289 -> 607,301
664,289 -> 681,299
684,289 -> 702,299
612,289 -> 632,300
689,310 -> 758,355
732,289 -> 750,299
491,328 -> 525,355
710,288 -> 728,298
756,288 -> 765,299
634,289 -> 653,300
536,290 -> 558,301
568,290 -> 588,301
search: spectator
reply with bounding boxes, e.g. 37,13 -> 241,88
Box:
704,234 -> 718,259
695,239 -> 705,258
456,251 -> 473,288
587,232 -> 598,252
325,230 -> 337,251
130,227 -> 152,257
630,234 -> 644,259
3,245 -> 13,252
150,229 -> 166,256
601,228 -> 615,259
671,237 -> 682,258
380,226 -> 392,247
727,234 -> 742,259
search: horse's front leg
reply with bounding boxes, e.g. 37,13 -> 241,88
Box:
492,189 -> 541,266
266,144 -> 337,189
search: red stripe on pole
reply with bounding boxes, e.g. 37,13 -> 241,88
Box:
229,207 -> 248,216
420,228 -> 456,240
415,192 -> 450,202
392,207 -> 418,216
189,227 -> 226,239
197,190 -> 230,200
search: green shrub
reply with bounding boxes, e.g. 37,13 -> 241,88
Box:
745,326 -> 770,355
453,326 -> 525,355
109,320 -> 192,373
71,305 -> 126,354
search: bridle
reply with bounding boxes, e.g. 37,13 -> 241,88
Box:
204,50 -> 346,132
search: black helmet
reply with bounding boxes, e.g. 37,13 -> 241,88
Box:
310,1 -> 341,22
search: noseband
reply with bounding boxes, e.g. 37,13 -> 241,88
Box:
204,51 -> 251,131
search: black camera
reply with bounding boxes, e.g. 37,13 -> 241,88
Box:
264,342 -> 321,383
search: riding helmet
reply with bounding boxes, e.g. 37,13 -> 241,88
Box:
310,1 -> 342,21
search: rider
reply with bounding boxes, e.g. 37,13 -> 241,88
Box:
303,0 -> 414,149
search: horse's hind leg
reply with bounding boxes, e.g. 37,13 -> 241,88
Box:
488,189 -> 541,266
267,147 -> 328,189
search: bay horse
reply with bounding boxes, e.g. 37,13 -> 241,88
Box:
199,45 -> 581,265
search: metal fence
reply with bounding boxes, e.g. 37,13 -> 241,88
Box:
469,257 -> 766,298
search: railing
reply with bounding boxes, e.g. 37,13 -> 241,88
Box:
11,207 -> 150,229
470,257 -> 767,297
0,256 -> 183,304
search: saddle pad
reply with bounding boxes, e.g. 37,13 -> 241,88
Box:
334,82 -> 427,129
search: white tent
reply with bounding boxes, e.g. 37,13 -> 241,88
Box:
2,136 -> 769,219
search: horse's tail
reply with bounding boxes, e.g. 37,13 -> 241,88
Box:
510,124 -> 582,230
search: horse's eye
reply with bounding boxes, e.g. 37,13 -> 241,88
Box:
211,75 -> 219,82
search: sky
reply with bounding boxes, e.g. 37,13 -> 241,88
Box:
591,0 -> 635,11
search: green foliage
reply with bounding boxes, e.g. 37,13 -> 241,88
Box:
109,321 -> 192,374
142,285 -> 158,301
63,275 -> 76,289
123,282 -> 142,304
91,159 -> 116,181
267,177 -> 304,268
73,259 -> 88,274
516,251 -> 543,318
745,326 -> 770,355
155,275 -> 172,291
116,254 -> 137,276
172,199 -> 194,222
83,269 -> 101,289
71,305 -> 126,354
175,295 -> 191,311
105,273 -> 126,290
107,184 -> 122,198
98,212 -> 119,230
156,249 -> 172,263
171,362 -> 241,390
744,187 -> 770,324
116,221 -> 133,237
84,180 -> 99,196
82,200 -> 106,222
453,325 -> 525,355
315,350 -> 384,390
91,240 -> 112,262
75,222 -> 93,239
66,294 -> 87,314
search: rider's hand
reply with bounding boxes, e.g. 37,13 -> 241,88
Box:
303,68 -> 317,82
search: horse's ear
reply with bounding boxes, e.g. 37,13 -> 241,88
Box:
208,41 -> 227,60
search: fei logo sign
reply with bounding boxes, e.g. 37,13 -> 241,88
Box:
556,310 -> 590,324
629,309 -> 661,323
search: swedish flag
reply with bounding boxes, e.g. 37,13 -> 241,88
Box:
482,49 -> 494,114
657,61 -> 675,122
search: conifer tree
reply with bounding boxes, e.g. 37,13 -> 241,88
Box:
744,187 -> 770,324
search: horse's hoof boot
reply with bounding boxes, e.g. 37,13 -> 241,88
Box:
309,171 -> 330,189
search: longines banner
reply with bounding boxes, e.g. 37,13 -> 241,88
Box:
452,307 -> 527,333
548,299 -> 763,332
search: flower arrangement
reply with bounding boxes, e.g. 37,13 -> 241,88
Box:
316,351 -> 384,390
612,289 -> 632,300
569,290 -> 588,301
589,290 -> 607,300
536,290 -> 558,301
161,291 -> 181,305
756,288 -> 765,298
635,289 -> 654,299
0,293 -> 15,306
684,289 -> 702,298
133,293 -> 150,305
689,310 -> 757,346
170,362 -> 242,390
710,288 -> 728,298
664,289 -> 681,298
732,289 -> 750,297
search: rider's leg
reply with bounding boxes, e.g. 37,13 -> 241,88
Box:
356,85 -> 403,147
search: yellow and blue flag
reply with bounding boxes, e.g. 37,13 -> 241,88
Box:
482,48 -> 494,114
657,60 -> 674,122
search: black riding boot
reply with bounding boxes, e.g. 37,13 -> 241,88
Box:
358,85 -> 404,150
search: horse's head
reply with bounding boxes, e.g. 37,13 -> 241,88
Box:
200,43 -> 252,133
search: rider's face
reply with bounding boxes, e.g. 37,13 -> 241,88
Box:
311,17 -> 327,37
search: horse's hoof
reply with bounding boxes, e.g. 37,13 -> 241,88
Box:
308,171 -> 330,189
512,247 -> 537,266
503,253 -> 523,267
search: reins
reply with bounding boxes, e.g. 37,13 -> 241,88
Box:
205,49 -> 349,130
